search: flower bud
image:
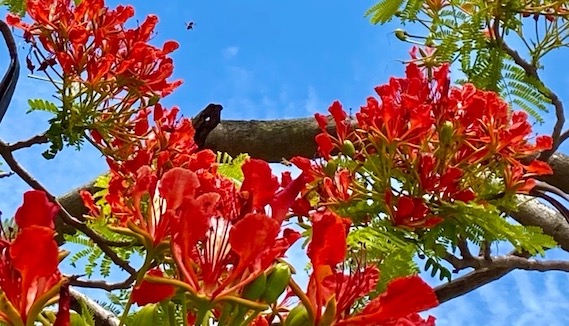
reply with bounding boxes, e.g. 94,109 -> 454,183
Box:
323,161 -> 337,177
261,263 -> 292,303
341,140 -> 356,158
284,304 -> 310,326
242,272 -> 267,301
439,120 -> 454,145
394,28 -> 408,41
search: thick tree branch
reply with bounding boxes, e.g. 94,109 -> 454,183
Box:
511,196 -> 569,251
70,288 -> 119,326
434,266 -> 513,303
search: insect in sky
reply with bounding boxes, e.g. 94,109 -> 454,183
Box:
186,22 -> 195,30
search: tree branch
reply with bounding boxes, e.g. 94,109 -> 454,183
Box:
70,288 -> 119,326
7,133 -> 49,151
68,275 -> 136,291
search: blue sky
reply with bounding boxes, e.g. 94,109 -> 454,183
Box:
1,0 -> 569,325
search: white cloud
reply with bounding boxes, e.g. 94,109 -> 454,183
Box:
222,46 -> 239,60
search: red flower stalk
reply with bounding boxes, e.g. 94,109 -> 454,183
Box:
0,191 -> 64,325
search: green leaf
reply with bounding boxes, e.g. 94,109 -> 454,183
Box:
131,304 -> 159,326
70,312 -> 88,326
216,152 -> 250,183
77,297 -> 96,326
365,0 -> 405,24
1,0 -> 26,16
27,98 -> 58,114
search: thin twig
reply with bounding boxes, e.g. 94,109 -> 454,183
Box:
7,133 -> 49,151
68,274 -> 136,291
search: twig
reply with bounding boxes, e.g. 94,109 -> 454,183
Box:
457,237 -> 473,259
0,139 -> 136,275
7,133 -> 49,151
68,274 -> 136,291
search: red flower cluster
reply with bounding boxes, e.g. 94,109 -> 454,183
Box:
300,209 -> 438,325
128,161 -> 306,305
7,0 -> 181,97
83,104 -> 214,235
298,61 -> 553,229
0,191 -> 65,325
82,104 -> 309,308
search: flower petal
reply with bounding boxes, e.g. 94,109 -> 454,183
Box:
15,190 -> 58,229
307,210 -> 348,268
159,168 -> 200,210
132,268 -> 176,306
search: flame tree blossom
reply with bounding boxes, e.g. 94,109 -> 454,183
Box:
130,162 -> 306,309
293,209 -> 438,326
0,191 -> 66,326
294,60 -> 553,230
6,0 -> 182,158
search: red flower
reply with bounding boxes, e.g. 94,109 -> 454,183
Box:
15,190 -> 58,229
160,165 -> 301,301
240,159 -> 280,212
8,0 -> 181,97
337,276 -> 438,326
132,268 -> 176,306
0,191 -> 63,325
386,193 -> 442,229
313,101 -> 352,159
305,210 -> 350,323
302,209 -> 438,325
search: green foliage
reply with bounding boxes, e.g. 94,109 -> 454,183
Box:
73,297 -> 96,326
130,304 -> 160,326
423,257 -> 452,282
64,174 -> 140,278
365,0 -> 553,123
365,0 -> 405,24
421,201 -> 557,257
347,224 -> 418,292
27,99 -> 59,114
216,152 -> 250,183
64,218 -> 138,278
1,0 -> 25,16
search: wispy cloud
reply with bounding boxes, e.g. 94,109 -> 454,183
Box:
477,280 -> 510,325
222,46 -> 239,60
304,85 -> 323,114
